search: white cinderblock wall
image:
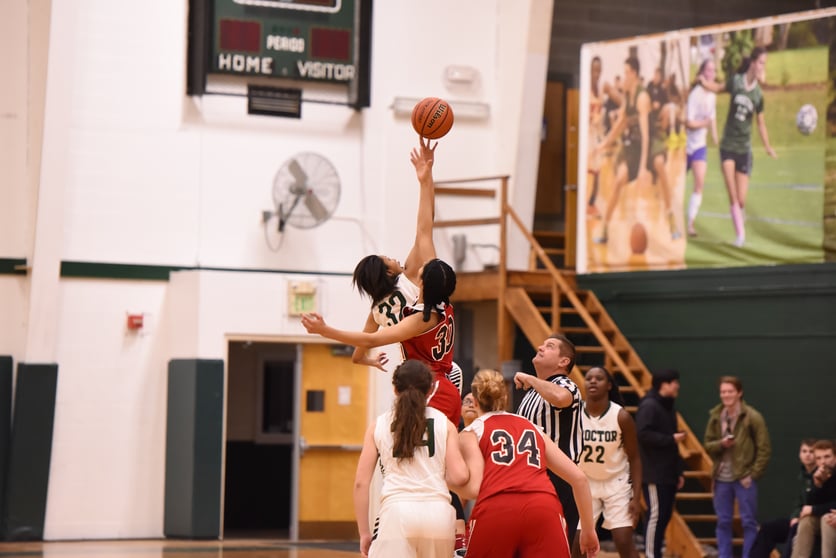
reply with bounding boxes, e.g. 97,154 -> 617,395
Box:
1,0 -> 554,539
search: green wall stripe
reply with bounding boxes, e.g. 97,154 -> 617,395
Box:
59,261 -> 351,281
0,260 -> 27,276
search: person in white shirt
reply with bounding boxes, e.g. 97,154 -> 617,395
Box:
685,58 -> 719,237
573,366 -> 642,558
353,359 -> 469,558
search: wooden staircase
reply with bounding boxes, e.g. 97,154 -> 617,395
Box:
438,176 -> 722,558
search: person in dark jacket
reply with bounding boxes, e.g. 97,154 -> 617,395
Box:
635,369 -> 685,558
791,439 -> 836,558
750,438 -> 817,558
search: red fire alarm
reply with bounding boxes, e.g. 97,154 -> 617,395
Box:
126,313 -> 144,330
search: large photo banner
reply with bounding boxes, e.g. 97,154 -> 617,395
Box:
577,9 -> 836,273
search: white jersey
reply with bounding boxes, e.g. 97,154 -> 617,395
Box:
686,84 -> 716,154
579,401 -> 630,481
374,406 -> 451,505
371,275 -> 420,328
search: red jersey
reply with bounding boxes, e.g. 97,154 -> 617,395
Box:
400,303 -> 459,425
400,303 -> 454,379
469,412 -> 560,513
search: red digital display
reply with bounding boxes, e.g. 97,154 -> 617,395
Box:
310,28 -> 351,61
219,19 -> 261,53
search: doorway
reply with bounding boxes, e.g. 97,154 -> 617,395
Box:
223,340 -> 368,540
224,341 -> 298,539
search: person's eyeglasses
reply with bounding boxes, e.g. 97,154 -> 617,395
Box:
463,399 -> 475,407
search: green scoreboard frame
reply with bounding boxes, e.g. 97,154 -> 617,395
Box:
188,0 -> 372,109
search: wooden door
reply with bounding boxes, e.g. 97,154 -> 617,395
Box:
565,88 -> 580,269
535,80 -> 566,221
297,343 -> 368,539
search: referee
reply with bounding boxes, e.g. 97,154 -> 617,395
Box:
514,333 -> 583,545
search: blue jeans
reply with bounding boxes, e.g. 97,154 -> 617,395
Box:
714,479 -> 759,558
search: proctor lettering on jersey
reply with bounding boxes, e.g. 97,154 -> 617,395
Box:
217,53 -> 274,75
583,429 -> 618,442
426,105 -> 448,129
297,61 -> 355,81
266,35 -> 305,53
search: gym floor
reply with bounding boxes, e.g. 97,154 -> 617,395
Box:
0,538 -> 627,557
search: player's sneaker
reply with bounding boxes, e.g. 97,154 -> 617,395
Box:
454,533 -> 466,557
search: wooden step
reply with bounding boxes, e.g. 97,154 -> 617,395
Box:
683,470 -> 712,479
676,492 -> 713,501
679,514 -> 717,522
575,346 -> 606,354
533,231 -> 565,241
558,307 -> 601,316
543,248 -> 566,256
559,326 -> 594,334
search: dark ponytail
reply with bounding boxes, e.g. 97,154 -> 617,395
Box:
737,46 -> 767,75
391,360 -> 434,460
420,259 -> 456,322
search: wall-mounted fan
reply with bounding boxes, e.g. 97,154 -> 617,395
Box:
262,152 -> 341,250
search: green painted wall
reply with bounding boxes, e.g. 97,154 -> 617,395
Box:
577,262 -> 836,520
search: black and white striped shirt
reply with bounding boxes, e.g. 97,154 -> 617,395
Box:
516,373 -> 582,462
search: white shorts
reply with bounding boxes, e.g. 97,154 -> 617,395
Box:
370,498 -> 455,558
577,473 -> 634,531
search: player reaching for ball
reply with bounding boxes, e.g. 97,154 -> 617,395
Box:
348,136 -> 462,391
349,137 -> 437,369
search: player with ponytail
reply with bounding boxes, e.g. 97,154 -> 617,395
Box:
452,369 -> 600,558
353,360 -> 469,557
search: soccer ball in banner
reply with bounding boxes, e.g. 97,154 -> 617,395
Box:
796,104 -> 818,135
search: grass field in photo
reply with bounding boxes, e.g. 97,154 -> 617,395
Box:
682,49 -> 828,268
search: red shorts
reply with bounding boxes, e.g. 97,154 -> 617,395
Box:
427,376 -> 461,425
466,492 -> 569,558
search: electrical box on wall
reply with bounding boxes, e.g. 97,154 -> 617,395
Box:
287,281 -> 317,316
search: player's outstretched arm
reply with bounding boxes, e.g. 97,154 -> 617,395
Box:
403,137 -> 438,285
302,310 -> 435,349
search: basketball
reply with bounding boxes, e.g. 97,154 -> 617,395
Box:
630,222 -> 648,254
411,97 -> 454,140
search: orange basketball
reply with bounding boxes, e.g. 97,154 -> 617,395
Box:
411,97 -> 454,140
630,222 -> 648,254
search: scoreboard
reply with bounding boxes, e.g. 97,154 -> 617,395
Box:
188,0 -> 371,107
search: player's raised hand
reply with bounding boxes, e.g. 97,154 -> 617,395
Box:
410,136 -> 437,183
